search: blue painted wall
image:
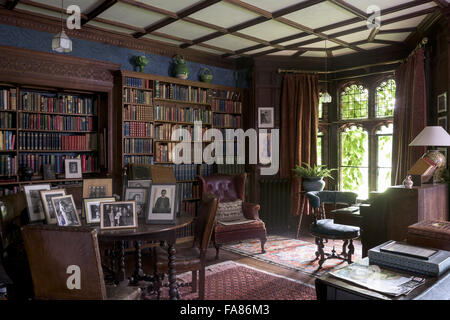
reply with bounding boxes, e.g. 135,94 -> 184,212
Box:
0,23 -> 249,88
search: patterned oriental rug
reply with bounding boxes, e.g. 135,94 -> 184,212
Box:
222,235 -> 363,277
146,261 -> 316,300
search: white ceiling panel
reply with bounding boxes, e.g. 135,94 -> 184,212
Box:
381,15 -> 428,29
300,51 -> 327,58
324,21 -> 367,35
203,34 -> 260,51
190,45 -> 226,55
381,3 -> 436,20
98,2 -> 166,29
299,40 -> 340,49
268,50 -> 300,56
358,42 -> 389,50
134,0 -> 202,13
15,3 -> 69,19
143,34 -> 184,46
344,0 -> 412,12
31,0 -> 102,13
239,20 -> 300,42
156,20 -> 215,40
241,0 -> 311,13
283,2 -> 356,29
245,47 -> 275,55
87,20 -> 135,34
279,35 -> 318,47
189,2 -> 260,28
376,32 -> 411,42
332,48 -> 358,56
336,29 -> 372,43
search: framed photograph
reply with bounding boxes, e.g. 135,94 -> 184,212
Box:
438,115 -> 447,131
129,163 -> 152,180
128,179 -> 152,188
65,158 -> 82,179
83,178 -> 113,198
146,184 -> 176,224
84,197 -> 115,224
258,132 -> 272,165
52,195 -> 81,227
100,201 -> 137,230
125,187 -> 147,217
42,164 -> 56,180
438,92 -> 447,113
40,189 -> 66,224
258,107 -> 274,128
23,184 -> 51,222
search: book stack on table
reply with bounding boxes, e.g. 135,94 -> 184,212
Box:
368,240 -> 450,277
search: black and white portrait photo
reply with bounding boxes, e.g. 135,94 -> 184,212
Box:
52,195 -> 81,227
83,197 -> 115,224
125,188 -> 147,216
128,179 -> 152,188
82,178 -> 113,199
64,158 -> 82,179
100,201 -> 137,230
146,184 -> 176,224
24,184 -> 51,222
258,107 -> 274,128
40,189 -> 66,224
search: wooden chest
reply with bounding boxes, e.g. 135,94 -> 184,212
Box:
407,220 -> 450,251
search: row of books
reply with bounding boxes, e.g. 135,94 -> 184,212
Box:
200,163 -> 213,176
0,88 -> 17,110
178,182 -> 200,200
123,88 -> 153,105
155,123 -> 207,141
0,131 -> 15,151
18,132 -> 97,151
0,186 -> 19,197
124,138 -> 153,154
123,122 -> 153,137
21,92 -> 97,115
123,105 -> 153,122
154,104 -> 212,124
174,164 -> 198,181
19,114 -> 95,131
155,81 -> 210,104
19,154 -> 98,174
211,90 -> 241,101
0,155 -> 16,176
154,142 -> 174,163
0,112 -> 14,129
211,99 -> 242,114
125,77 -> 152,89
124,155 -> 154,165
213,114 -> 242,128
181,201 -> 197,216
217,163 -> 246,174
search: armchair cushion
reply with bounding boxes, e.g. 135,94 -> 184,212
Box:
310,219 -> 360,239
216,200 -> 244,222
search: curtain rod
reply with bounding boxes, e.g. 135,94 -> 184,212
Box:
277,59 -> 403,74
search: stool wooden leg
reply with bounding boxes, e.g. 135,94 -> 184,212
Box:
341,240 -> 348,257
347,239 -> 354,264
314,237 -> 320,260
317,238 -> 325,269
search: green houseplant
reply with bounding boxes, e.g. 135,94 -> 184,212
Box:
293,162 -> 337,192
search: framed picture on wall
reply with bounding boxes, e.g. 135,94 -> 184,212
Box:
258,107 -> 274,128
438,115 -> 448,131
438,92 -> 447,113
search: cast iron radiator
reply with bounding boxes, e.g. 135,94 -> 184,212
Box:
259,178 -> 291,233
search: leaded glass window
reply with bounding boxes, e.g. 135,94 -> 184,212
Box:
340,84 -> 368,119
376,79 -> 396,118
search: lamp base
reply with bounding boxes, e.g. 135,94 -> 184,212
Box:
422,150 -> 446,183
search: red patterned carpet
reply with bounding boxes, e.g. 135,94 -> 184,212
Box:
149,261 -> 316,300
222,235 -> 362,277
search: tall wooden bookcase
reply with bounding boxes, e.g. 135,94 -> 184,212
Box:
117,70 -> 247,239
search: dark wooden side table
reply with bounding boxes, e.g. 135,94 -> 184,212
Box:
97,215 -> 193,300
315,257 -> 450,300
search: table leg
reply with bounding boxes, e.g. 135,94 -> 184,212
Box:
167,243 -> 177,300
130,240 -> 144,285
118,240 -> 126,282
296,196 -> 306,239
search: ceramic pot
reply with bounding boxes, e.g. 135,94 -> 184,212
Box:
403,175 -> 413,189
199,67 -> 213,83
173,55 -> 189,79
135,55 -> 148,73
302,177 -> 326,192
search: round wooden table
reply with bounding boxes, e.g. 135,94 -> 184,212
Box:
96,215 -> 193,300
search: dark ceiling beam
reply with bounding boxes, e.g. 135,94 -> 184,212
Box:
328,0 -> 368,20
81,0 -> 117,26
291,50 -> 307,58
432,0 -> 448,8
380,0 -> 434,16
222,0 -> 272,18
250,48 -> 282,57
119,0 -> 177,17
5,0 -> 20,10
221,43 -> 266,58
93,17 -> 145,33
271,0 -> 326,18
368,27 -> 379,42
378,28 -> 417,34
180,31 -> 224,49
269,32 -> 309,45
372,39 -> 405,46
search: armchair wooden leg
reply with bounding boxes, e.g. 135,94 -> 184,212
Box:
199,267 -> 205,300
192,270 -> 198,293
260,236 -> 266,254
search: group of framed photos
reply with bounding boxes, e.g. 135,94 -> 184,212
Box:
42,158 -> 84,180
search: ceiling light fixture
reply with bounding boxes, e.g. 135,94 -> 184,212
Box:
52,0 -> 72,53
322,40 -> 332,103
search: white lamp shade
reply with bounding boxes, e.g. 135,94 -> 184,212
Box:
52,30 -> 72,53
322,91 -> 332,103
409,126 -> 450,147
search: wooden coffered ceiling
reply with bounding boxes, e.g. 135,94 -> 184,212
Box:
0,0 -> 447,60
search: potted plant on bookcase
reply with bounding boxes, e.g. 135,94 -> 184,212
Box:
293,162 -> 336,192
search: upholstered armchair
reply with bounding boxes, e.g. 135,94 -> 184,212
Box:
198,173 -> 267,259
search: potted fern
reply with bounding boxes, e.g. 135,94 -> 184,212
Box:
293,162 -> 337,192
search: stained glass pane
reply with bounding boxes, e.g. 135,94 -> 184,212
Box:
317,131 -> 323,166
340,84 -> 368,119
376,79 -> 396,118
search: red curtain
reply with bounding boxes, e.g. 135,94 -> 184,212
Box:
279,73 -> 319,215
392,48 -> 427,185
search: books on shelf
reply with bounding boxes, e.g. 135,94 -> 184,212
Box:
0,112 -> 14,129
123,87 -> 152,104
155,81 -> 210,104
211,89 -> 241,101
19,153 -> 98,175
21,92 -> 96,115
18,132 -> 97,151
154,103 -> 212,124
0,131 -> 15,151
154,142 -> 174,163
0,155 -> 16,176
124,155 -> 154,166
19,113 -> 94,131
155,123 -> 207,141
123,105 -> 153,121
213,114 -> 241,128
174,164 -> 198,181
368,240 -> 450,277
123,122 -> 153,137
0,88 -> 17,110
124,138 -> 153,154
125,77 -> 151,89
211,99 -> 242,113
0,186 -> 19,197
178,182 -> 200,200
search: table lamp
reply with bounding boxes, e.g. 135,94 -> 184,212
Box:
409,126 -> 450,182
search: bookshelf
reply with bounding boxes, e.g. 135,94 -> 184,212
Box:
0,83 -> 108,196
117,71 -> 246,239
